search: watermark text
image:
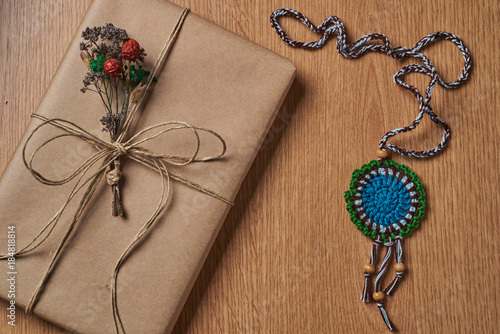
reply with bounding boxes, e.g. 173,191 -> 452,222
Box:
6,226 -> 16,326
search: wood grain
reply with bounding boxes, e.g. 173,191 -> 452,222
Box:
0,0 -> 498,333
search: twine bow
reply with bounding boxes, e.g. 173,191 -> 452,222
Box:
0,8 -> 232,334
18,113 -> 231,332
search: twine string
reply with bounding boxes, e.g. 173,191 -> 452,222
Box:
374,239 -> 395,331
0,8 -> 232,334
361,235 -> 381,303
117,8 -> 190,142
10,114 -> 232,317
384,236 -> 404,295
270,8 -> 472,158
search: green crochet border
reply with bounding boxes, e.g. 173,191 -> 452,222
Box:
344,160 -> 426,242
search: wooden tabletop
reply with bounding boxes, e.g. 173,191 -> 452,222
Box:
1,0 -> 498,333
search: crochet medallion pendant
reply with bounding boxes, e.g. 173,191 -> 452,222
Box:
345,160 -> 425,242
344,159 -> 425,330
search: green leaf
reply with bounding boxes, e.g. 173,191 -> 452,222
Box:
129,65 -> 150,85
90,54 -> 106,73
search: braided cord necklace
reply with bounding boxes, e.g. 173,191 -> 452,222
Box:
270,9 -> 472,331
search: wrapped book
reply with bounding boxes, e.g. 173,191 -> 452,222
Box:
0,0 -> 295,333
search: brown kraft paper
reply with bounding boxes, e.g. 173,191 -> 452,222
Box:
0,0 -> 295,333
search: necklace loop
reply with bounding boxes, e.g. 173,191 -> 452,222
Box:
270,8 -> 472,158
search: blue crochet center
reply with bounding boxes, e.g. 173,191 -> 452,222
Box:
361,174 -> 412,227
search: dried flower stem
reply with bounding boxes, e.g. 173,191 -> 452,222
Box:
80,23 -> 150,216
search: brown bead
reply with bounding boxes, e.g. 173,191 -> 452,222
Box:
377,149 -> 390,159
394,263 -> 406,272
372,291 -> 385,301
363,264 -> 376,275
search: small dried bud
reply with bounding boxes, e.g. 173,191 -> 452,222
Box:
121,39 -> 141,61
80,51 -> 92,68
129,84 -> 146,104
100,113 -> 122,133
103,59 -> 122,77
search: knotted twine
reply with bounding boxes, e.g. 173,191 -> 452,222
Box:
0,8 -> 233,334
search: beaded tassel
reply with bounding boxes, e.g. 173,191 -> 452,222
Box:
361,236 -> 381,303
384,238 -> 405,295
361,236 -> 406,330
373,240 -> 395,330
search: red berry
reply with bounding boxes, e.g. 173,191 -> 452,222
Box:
121,39 -> 141,61
103,59 -> 122,77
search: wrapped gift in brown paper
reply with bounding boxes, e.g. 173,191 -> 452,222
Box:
0,0 -> 295,333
